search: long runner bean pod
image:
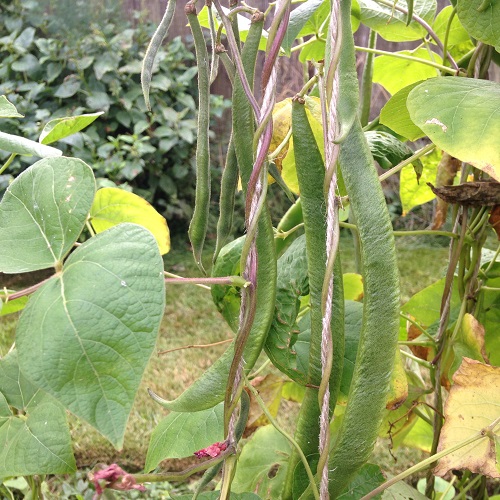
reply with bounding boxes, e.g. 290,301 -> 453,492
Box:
186,2 -> 211,273
148,13 -> 276,414
282,99 -> 345,499
141,0 -> 176,111
327,0 -> 400,495
213,137 -> 238,262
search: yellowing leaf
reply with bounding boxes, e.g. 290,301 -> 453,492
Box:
90,187 -> 170,255
400,148 -> 440,215
434,358 -> 500,478
386,351 -> 408,410
246,374 -> 283,432
343,273 -> 363,301
269,99 -> 292,172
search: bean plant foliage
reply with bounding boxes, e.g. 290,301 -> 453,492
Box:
1,0 -> 500,499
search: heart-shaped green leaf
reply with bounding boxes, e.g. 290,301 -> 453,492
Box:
16,223 -> 166,448
39,112 -> 104,145
373,48 -> 439,95
0,131 -> 61,158
380,82 -> 425,140
457,0 -> 500,51
0,352 -> 76,476
407,77 -> 500,180
0,157 -> 95,273
0,95 -> 23,118
145,403 -> 224,472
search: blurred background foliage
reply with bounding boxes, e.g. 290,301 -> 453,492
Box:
0,0 -> 231,236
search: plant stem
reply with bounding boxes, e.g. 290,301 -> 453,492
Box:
2,275 -> 56,301
361,416 -> 500,499
0,153 -> 17,175
158,339 -> 233,355
355,46 -> 457,74
379,143 -> 435,182
244,375 -> 320,500
164,275 -> 249,287
275,222 -> 304,239
163,271 -> 211,290
400,349 -> 433,369
400,313 -> 435,342
393,229 -> 458,239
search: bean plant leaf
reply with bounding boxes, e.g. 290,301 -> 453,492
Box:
54,76 -> 81,98
144,403 -> 224,472
90,187 -> 170,255
282,0 -> 325,54
338,463 -> 385,499
383,481 -> 427,499
365,131 -> 421,170
399,147 -> 440,215
456,0 -> 500,51
359,0 -> 437,42
407,78 -> 500,180
0,352 -> 76,476
0,95 -> 23,118
246,374 -> 284,431
343,273 -> 364,301
0,131 -> 62,158
0,157 -> 95,273
477,277 -> 500,366
0,293 -> 28,316
231,425 -> 291,498
433,6 -> 470,46
16,223 -> 166,449
380,82 -> 425,140
373,48 -> 439,95
434,358 -> 500,478
39,112 -> 104,145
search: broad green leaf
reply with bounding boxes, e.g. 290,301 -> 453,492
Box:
434,358 -> 500,478
0,131 -> 62,158
54,76 -> 81,98
338,463 -> 385,499
408,78 -> 500,180
433,6 -> 470,46
401,414 -> 433,452
90,187 -> 170,255
343,273 -> 363,301
456,0 -> 500,51
399,147 -> 440,215
231,425 -> 291,498
0,352 -> 76,476
39,112 -> 104,145
144,403 -> 224,472
0,157 -> 95,273
365,131 -> 421,169
282,0 -> 325,54
16,224 -> 166,448
0,400 -> 76,476
477,277 -> 500,366
400,275 -> 460,341
359,0 -> 437,42
298,38 -> 326,62
0,294 -> 28,316
0,95 -> 23,118
383,481 -> 427,499
380,82 -> 425,140
94,53 -> 120,80
373,48 -> 439,95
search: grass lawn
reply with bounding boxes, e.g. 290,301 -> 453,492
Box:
0,231 -> 450,484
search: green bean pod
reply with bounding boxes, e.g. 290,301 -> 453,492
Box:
275,197 -> 303,256
148,13 -> 276,413
213,137 -> 238,263
282,98 -> 345,499
187,3 -> 211,273
141,0 -> 176,111
327,1 -> 400,495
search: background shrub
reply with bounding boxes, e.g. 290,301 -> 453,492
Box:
0,0 -> 230,235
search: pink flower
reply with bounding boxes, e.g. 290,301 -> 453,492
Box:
194,441 -> 228,458
90,464 -> 146,499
